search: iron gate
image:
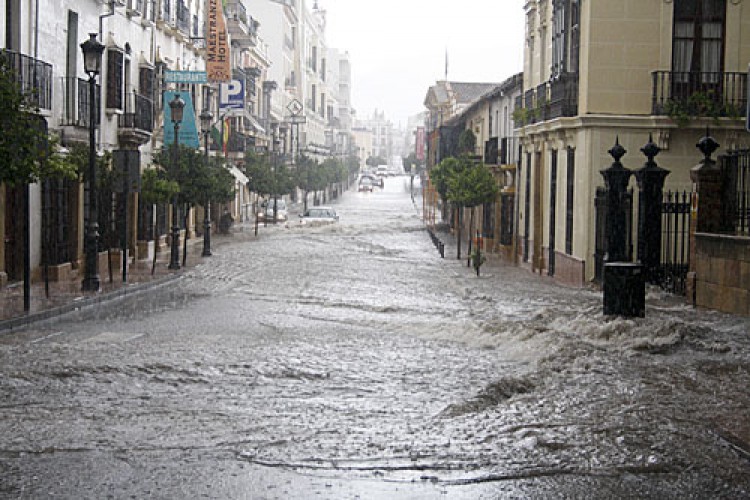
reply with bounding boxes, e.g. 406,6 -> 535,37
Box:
656,190 -> 692,295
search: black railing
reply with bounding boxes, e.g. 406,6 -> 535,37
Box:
651,70 -> 747,118
524,89 -> 536,124
513,95 -> 523,128
723,149 -> 750,236
484,137 -> 498,164
118,90 -> 154,133
657,190 -> 692,295
2,49 -> 53,110
548,72 -> 579,119
60,77 -> 100,127
499,136 -> 520,165
536,83 -> 549,121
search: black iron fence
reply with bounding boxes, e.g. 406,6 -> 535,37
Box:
2,49 -> 53,110
657,190 -> 692,295
651,70 -> 747,118
722,149 -> 750,236
41,178 -> 75,266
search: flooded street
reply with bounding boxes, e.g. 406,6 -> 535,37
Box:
1,177 -> 750,499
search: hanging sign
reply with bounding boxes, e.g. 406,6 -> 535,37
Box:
163,91 -> 201,148
207,0 -> 231,82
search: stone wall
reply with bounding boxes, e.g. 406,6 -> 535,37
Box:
694,233 -> 750,316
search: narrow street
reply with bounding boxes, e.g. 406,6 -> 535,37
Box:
1,177 -> 749,499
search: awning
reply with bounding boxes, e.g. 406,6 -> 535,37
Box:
223,108 -> 266,134
229,166 -> 248,184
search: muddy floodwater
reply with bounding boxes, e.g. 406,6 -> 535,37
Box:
1,177 -> 749,499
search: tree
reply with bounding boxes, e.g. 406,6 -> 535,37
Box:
447,161 -> 498,262
2,53 -> 78,186
139,168 -> 179,274
366,155 -> 387,168
152,144 -> 235,263
458,129 -> 477,156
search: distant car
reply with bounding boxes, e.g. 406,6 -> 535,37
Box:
299,206 -> 339,225
358,176 -> 375,192
257,199 -> 288,223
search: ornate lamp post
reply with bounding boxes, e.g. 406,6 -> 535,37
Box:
168,94 -> 185,270
200,108 -> 213,257
80,33 -> 105,292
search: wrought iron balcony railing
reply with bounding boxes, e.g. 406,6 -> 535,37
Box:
499,136 -> 520,165
2,49 -> 53,110
118,90 -> 154,133
60,77 -> 100,128
548,72 -> 579,119
651,70 -> 747,119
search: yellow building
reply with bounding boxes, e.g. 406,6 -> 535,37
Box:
516,0 -> 748,286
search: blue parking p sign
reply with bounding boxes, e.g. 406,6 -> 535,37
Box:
219,78 -> 245,112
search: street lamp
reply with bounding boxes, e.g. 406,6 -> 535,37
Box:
168,93 -> 185,270
200,108 -> 213,257
80,33 -> 104,292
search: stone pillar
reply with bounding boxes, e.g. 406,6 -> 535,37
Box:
690,134 -> 723,234
600,138 -> 633,263
634,134 -> 670,283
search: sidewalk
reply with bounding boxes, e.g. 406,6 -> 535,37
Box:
0,227 -> 245,331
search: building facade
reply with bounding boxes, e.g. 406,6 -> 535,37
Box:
515,0 -> 749,286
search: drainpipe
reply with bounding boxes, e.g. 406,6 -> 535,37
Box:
100,0 -> 116,40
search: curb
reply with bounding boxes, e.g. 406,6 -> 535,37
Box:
0,272 -> 183,333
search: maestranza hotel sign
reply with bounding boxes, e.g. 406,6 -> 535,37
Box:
207,0 -> 231,82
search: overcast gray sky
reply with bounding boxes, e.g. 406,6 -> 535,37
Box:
323,0 -> 525,127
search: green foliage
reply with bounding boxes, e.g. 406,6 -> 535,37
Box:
430,156 -> 467,202
0,51 -> 76,186
458,129 -> 477,155
665,90 -> 743,127
243,150 -> 274,196
344,155 -> 360,176
366,155 -> 387,167
295,154 -> 327,193
152,144 -> 234,206
140,168 -> 179,205
448,161 -> 498,208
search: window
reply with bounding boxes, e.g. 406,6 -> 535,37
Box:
551,0 -> 580,79
139,66 -> 154,100
548,149 -> 558,276
106,48 -> 124,111
565,147 -> 575,255
672,0 -> 725,77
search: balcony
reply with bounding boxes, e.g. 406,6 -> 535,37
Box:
499,136 -> 520,165
548,72 -> 578,119
651,71 -> 747,122
60,77 -> 100,128
3,49 -> 53,111
117,90 -> 153,146
211,130 -> 255,154
225,0 -> 258,48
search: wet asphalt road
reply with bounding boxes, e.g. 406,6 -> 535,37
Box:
1,176 -> 750,499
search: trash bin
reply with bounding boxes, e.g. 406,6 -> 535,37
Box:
603,262 -> 645,317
